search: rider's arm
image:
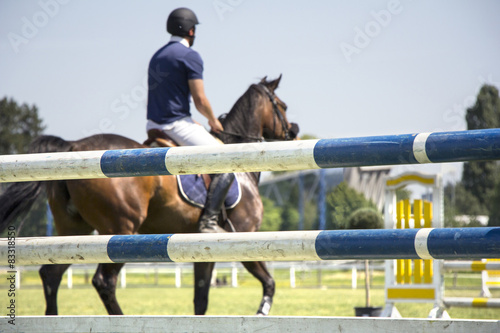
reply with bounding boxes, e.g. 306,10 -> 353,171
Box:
188,79 -> 223,133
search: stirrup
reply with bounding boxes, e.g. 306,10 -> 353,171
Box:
199,222 -> 227,233
199,215 -> 227,233
220,207 -> 236,232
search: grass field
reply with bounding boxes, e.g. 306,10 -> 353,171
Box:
1,265 -> 499,319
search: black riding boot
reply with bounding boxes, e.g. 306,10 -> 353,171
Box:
199,173 -> 235,233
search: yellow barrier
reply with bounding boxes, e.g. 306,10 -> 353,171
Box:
384,172 -> 500,318
383,172 -> 444,318
395,199 -> 433,286
485,258 -> 500,288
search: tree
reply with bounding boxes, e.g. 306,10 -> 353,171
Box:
488,181 -> 500,226
465,85 -> 500,130
348,208 -> 383,312
279,202 -> 300,231
303,200 -> 319,230
395,187 -> 411,202
0,97 -> 47,237
260,197 -> 302,231
462,85 -> 500,215
0,97 -> 45,154
462,161 -> 499,214
443,182 -> 485,227
348,207 -> 383,230
260,197 -> 282,231
326,182 -> 377,230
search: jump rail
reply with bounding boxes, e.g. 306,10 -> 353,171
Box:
444,297 -> 500,308
1,228 -> 499,266
1,129 -> 500,182
443,261 -> 500,271
1,315 -> 498,333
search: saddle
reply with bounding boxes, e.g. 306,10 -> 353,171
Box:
143,129 -> 179,147
144,129 -> 223,187
144,129 -> 212,185
144,129 -> 224,147
143,129 -> 241,209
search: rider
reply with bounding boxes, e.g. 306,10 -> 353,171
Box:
146,7 -> 233,233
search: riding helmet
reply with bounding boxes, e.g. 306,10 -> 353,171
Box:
166,8 -> 199,37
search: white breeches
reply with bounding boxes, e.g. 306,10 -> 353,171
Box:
147,117 -> 221,146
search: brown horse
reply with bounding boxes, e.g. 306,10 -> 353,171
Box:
0,76 -> 298,316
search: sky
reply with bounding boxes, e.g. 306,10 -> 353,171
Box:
1,0 -> 500,185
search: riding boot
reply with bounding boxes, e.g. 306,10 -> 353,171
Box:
198,173 -> 235,233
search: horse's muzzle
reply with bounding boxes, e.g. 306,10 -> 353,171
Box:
289,123 -> 299,139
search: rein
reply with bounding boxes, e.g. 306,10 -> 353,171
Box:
219,129 -> 264,142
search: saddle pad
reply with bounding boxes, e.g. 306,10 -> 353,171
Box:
177,174 -> 241,209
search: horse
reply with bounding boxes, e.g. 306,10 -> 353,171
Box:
0,75 -> 299,316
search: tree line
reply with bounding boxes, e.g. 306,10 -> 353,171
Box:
0,97 -> 46,236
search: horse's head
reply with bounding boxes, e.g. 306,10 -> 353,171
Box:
216,75 -> 299,144
258,75 -> 299,141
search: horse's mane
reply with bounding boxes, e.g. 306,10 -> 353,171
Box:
216,78 -> 274,144
223,86 -> 259,132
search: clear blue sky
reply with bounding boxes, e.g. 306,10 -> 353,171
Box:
2,0 -> 500,183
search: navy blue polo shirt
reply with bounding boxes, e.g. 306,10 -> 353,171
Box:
147,41 -> 203,124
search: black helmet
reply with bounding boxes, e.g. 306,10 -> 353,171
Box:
166,8 -> 199,37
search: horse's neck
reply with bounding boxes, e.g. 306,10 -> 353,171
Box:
222,114 -> 261,144
220,116 -> 261,185
220,86 -> 264,144
221,105 -> 262,185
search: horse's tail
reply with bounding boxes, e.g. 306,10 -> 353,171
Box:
0,135 -> 72,233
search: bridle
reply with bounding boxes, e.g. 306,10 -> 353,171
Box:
258,84 -> 291,141
219,84 -> 291,142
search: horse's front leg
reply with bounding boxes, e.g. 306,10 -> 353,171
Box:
242,261 -> 275,315
193,262 -> 215,315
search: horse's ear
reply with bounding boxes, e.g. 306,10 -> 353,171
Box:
268,74 -> 282,92
260,76 -> 268,84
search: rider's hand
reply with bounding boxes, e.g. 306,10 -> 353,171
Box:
209,118 -> 224,133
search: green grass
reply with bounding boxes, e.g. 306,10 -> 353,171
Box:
1,268 -> 499,319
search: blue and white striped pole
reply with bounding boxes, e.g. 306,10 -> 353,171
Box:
1,227 -> 499,265
1,129 -> 500,182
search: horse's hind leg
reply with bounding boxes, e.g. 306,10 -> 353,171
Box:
39,264 -> 71,315
193,262 -> 215,315
242,261 -> 275,315
41,180 -> 94,315
92,263 -> 125,315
